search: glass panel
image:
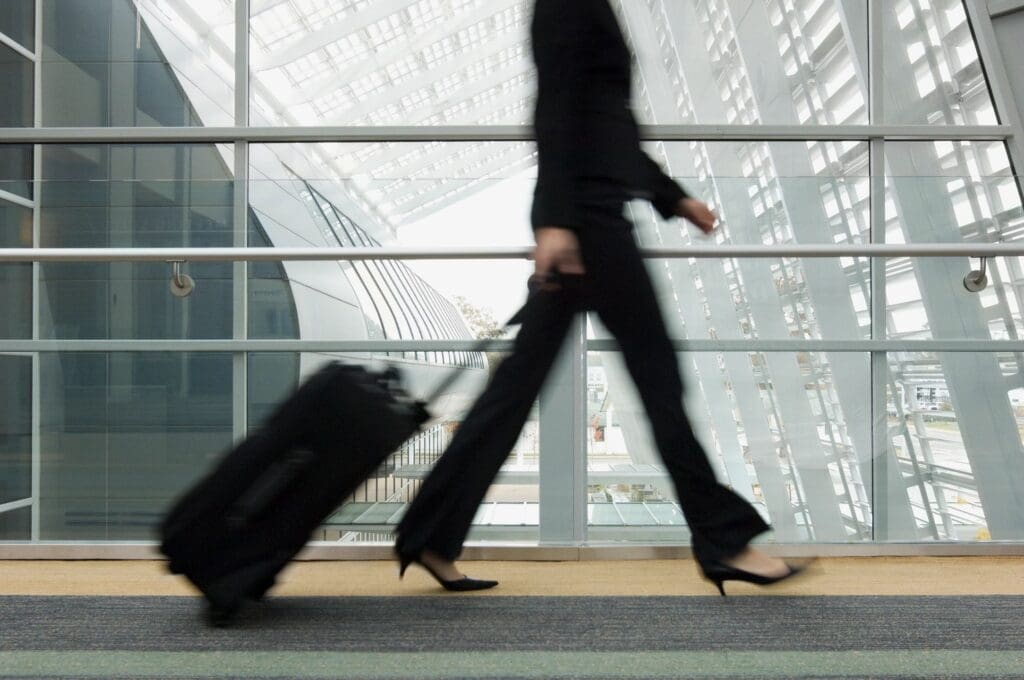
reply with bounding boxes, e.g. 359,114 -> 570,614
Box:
249,143 -> 532,343
0,199 -> 32,339
0,0 -> 35,52
592,250 -> 872,344
248,1 -> 867,127
885,142 -> 1024,341
38,352 -> 233,540
586,351 -> 872,544
252,141 -> 872,344
884,352 -> 1024,541
663,141 -> 871,246
41,0 -> 234,127
466,394 -> 540,546
883,0 -> 997,125
0,42 -> 33,127
607,149 -> 874,346
0,144 -> 34,200
0,506 -> 31,541
886,256 -> 1024,341
39,144 -> 235,340
886,142 -> 1022,244
0,355 -> 31,507
247,352 -> 299,429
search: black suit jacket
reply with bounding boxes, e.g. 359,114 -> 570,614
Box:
530,0 -> 689,231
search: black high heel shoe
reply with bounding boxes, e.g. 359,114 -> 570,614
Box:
702,560 -> 806,596
398,554 -> 499,592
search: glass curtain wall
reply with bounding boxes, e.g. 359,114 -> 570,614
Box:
1,0 -> 1022,546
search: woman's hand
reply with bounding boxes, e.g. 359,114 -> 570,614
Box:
532,227 -> 586,287
676,198 -> 718,235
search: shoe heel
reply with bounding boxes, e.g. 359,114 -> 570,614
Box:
713,580 -> 726,597
398,556 -> 411,580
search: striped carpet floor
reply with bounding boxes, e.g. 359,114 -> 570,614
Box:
1,595 -> 1022,678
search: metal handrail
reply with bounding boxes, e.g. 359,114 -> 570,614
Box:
0,123 -> 1013,143
1,243 -> 1023,262
2,338 -> 1024,353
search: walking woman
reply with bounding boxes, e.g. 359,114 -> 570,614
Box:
395,0 -> 804,595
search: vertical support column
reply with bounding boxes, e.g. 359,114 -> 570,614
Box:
538,316 -> 586,545
232,0 -> 250,442
30,0 -> 43,541
964,1 -> 1024,188
868,0 -> 890,541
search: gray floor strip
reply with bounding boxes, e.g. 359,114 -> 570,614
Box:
1,650 -> 1024,679
2,596 -> 1023,653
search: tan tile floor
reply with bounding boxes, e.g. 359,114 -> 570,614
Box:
1,557 -> 1022,597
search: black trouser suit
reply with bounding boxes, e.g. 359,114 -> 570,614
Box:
396,203 -> 769,567
395,0 -> 771,568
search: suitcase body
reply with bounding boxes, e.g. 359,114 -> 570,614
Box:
160,362 -> 428,623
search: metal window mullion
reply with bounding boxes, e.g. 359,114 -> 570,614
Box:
30,0 -> 42,542
232,0 -> 250,442
868,0 -> 887,543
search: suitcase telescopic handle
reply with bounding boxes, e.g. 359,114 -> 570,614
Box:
422,301 -> 527,408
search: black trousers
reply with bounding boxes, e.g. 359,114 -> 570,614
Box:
396,210 -> 769,568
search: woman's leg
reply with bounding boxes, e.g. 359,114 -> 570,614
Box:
580,226 -> 770,568
396,286 -> 578,561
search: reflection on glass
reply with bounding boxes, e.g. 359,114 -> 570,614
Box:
0,506 -> 30,541
248,1 -> 868,127
39,144 -> 235,340
0,145 -> 33,200
0,199 -> 32,339
0,42 -> 33,127
884,143 -> 1024,341
41,0 -> 234,127
883,0 -> 997,125
885,352 -> 1024,541
586,351 -> 871,543
38,352 -> 233,540
0,356 -> 31,519
249,143 -> 531,345
634,141 -> 872,343
0,0 -> 35,52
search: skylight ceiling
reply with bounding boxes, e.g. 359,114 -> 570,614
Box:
247,0 -> 534,225
153,0 -> 1004,230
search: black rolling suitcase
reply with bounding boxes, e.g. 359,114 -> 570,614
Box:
160,361 -> 435,625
